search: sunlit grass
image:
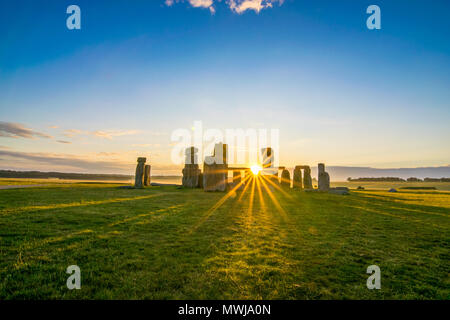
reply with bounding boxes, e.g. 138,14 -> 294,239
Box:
0,181 -> 449,299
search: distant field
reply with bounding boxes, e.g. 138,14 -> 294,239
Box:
334,181 -> 450,191
2,177 -> 450,191
0,179 -> 448,299
0,178 -> 132,186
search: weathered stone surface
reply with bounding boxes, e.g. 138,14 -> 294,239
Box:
260,147 -> 278,192
185,147 -> 199,164
198,172 -> 203,189
293,166 -> 303,190
182,147 -> 200,188
280,169 -> 291,188
203,144 -> 228,192
134,157 -> 146,188
144,164 -> 151,186
318,163 -> 330,191
203,161 -> 227,192
182,166 -> 200,188
303,166 -> 313,189
261,147 -> 274,169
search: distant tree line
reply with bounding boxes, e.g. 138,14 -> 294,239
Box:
0,170 -> 132,181
347,177 -> 450,182
423,177 -> 450,182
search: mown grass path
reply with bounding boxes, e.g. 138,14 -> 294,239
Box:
0,183 -> 448,299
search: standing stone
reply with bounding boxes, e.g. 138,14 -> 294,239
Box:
303,166 -> 313,190
260,147 -> 277,187
318,163 -> 330,191
293,166 -> 303,190
144,164 -> 151,186
198,172 -> 203,189
261,147 -> 274,169
214,143 -> 228,165
280,169 -> 291,188
203,160 -> 227,192
182,147 -> 201,188
134,157 -> 146,188
203,144 -> 228,192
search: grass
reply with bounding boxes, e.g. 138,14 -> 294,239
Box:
0,180 -> 449,299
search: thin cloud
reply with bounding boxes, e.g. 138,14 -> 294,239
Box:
165,0 -> 283,14
56,140 -> 72,144
0,150 -> 131,172
63,129 -> 140,140
91,130 -> 139,140
63,129 -> 85,138
0,121 -> 53,139
132,143 -> 161,147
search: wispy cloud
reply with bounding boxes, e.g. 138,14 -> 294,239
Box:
165,0 -> 283,14
63,129 -> 85,138
91,130 -> 139,140
132,143 -> 161,147
63,129 -> 140,140
0,150 -> 131,173
56,140 -> 71,144
0,121 -> 53,139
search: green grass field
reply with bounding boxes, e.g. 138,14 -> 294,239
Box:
0,180 -> 449,299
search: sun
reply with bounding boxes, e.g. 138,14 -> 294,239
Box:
250,165 -> 262,176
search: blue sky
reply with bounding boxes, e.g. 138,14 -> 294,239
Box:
0,0 -> 449,174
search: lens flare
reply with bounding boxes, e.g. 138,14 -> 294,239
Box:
250,165 -> 262,176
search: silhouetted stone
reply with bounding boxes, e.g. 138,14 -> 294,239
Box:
280,169 -> 291,188
261,147 -> 274,169
198,172 -> 203,189
293,166 -> 303,190
134,157 -> 146,188
260,147 -> 278,189
216,143 -> 228,165
318,163 -> 330,191
203,161 -> 227,192
144,164 -> 151,186
182,147 -> 201,188
203,143 -> 228,192
303,166 -> 313,189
